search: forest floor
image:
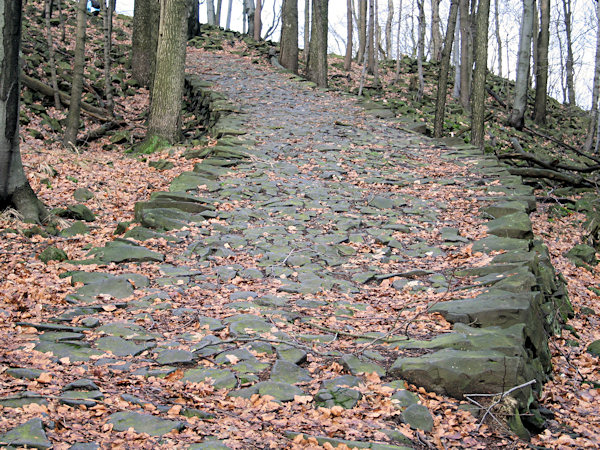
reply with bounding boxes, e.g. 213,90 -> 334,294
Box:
1,16 -> 600,450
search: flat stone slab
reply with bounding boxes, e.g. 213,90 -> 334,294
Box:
270,360 -> 312,384
95,336 -> 156,357
85,242 -> 164,264
107,411 -> 184,436
0,418 -> 51,449
182,368 -> 237,389
340,354 -> 386,377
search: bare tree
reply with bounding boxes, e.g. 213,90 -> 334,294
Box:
471,0 -> 491,148
207,0 -> 216,25
254,0 -> 262,40
100,0 -> 114,115
494,0 -> 502,76
345,0 -> 353,70
357,0 -> 367,63
367,0 -> 375,73
385,0 -> 393,57
459,0 -> 472,109
304,0 -> 310,63
63,0 -> 88,148
0,0 -> 47,222
433,0 -> 459,138
132,0 -> 159,87
226,0 -> 233,29
307,0 -> 328,87
585,1 -> 600,151
562,0 -> 576,105
416,0 -> 426,101
394,0 -> 403,79
508,0 -> 534,130
147,0 -> 190,143
533,0 -> 550,124
431,0 -> 442,61
280,0 -> 299,73
44,0 -> 61,110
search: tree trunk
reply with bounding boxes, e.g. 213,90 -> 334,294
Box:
63,0 -> 88,148
459,0 -> 472,110
357,0 -> 367,63
226,0 -> 233,29
57,0 -> 65,41
100,0 -> 114,115
494,0 -> 501,76
216,0 -> 222,25
0,0 -> 46,222
307,0 -> 328,87
452,5 -> 461,98
508,0 -> 534,130
374,0 -> 380,81
304,0 -> 310,63
245,0 -> 255,36
254,0 -> 262,40
147,0 -> 189,143
188,0 -> 200,38
585,1 -> 600,152
385,0 -> 393,58
471,0 -> 491,148
562,0 -> 575,105
207,0 -> 215,25
416,0 -> 425,101
394,0 -> 403,79
433,0 -> 459,138
533,0 -> 549,125
44,0 -> 61,110
280,0 -> 299,73
132,0 -> 160,87
431,0 -> 442,61
345,0 -> 353,70
367,0 -> 375,74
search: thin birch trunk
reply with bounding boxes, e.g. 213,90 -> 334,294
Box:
100,0 -> 114,115
44,0 -> 61,110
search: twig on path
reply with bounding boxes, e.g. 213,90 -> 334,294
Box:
464,379 -> 537,431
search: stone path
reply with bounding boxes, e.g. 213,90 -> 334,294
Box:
0,47 -> 569,448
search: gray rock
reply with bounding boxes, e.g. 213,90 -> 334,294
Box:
188,441 -> 231,449
0,418 -> 51,449
60,221 -> 90,237
182,368 -> 237,389
315,386 -> 362,409
73,188 -> 94,202
485,212 -> 533,240
0,392 -> 48,408
86,242 -> 164,264
565,244 -> 597,267
95,336 -> 156,357
391,390 -> 419,408
256,381 -> 303,402
276,344 -> 307,364
5,367 -> 43,380
321,375 -> 361,389
402,404 -> 434,431
155,349 -> 196,365
107,411 -> 184,436
340,354 -> 386,376
587,339 -> 600,356
270,360 -> 312,384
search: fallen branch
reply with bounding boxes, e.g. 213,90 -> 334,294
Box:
465,379 -> 537,431
76,120 -> 126,145
523,125 -> 600,166
507,167 -> 590,186
21,72 -> 109,121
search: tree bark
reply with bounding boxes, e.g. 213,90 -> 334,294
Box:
533,0 -> 549,125
357,0 -> 367,63
562,0 -> 575,105
207,0 -> 215,25
394,0 -> 403,80
585,1 -> 600,152
459,0 -> 472,110
280,0 -> 299,73
216,0 -> 222,25
0,0 -> 46,222
226,0 -> 233,29
416,0 -> 425,101
147,0 -> 189,143
385,0 -> 393,58
304,0 -> 310,63
307,0 -> 328,87
452,5 -> 461,98
508,0 -> 534,130
433,0 -> 459,138
63,0 -> 88,148
188,0 -> 200,38
431,0 -> 442,61
245,0 -> 255,36
367,0 -> 375,74
344,0 -> 353,70
100,0 -> 114,115
494,0 -> 502,76
44,0 -> 61,110
254,0 -> 262,40
470,0 -> 491,148
132,0 -> 159,87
